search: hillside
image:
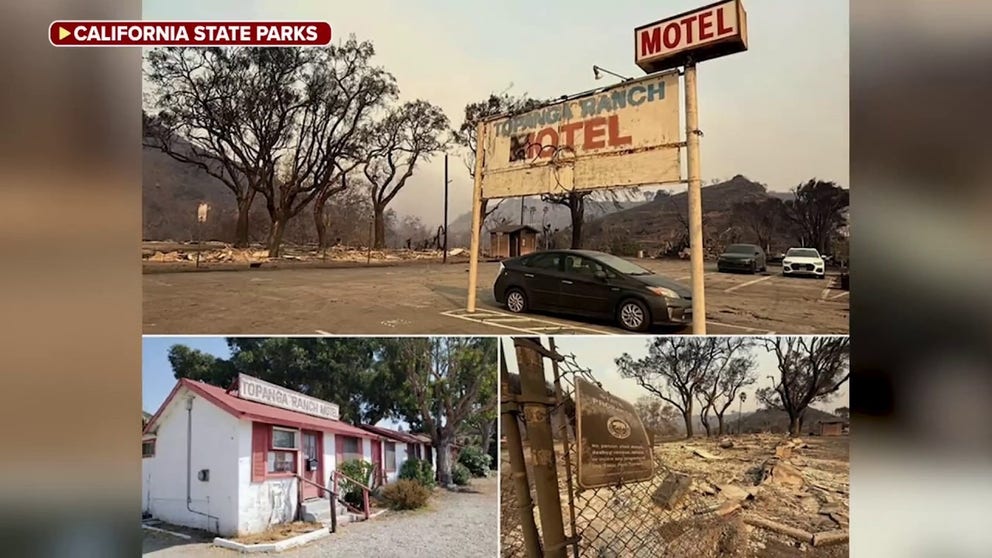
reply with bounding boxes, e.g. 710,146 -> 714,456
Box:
143,144 -> 242,243
573,175 -> 796,256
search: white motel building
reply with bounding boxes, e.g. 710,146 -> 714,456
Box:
141,374 -> 435,536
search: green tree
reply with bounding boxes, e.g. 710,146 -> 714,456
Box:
168,338 -> 416,425
397,337 -> 496,486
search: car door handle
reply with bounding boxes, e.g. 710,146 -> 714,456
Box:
524,273 -> 535,278
561,280 -> 573,285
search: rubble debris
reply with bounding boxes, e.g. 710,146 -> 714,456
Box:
691,448 -> 722,460
812,529 -> 849,547
719,437 -> 734,449
717,484 -> 751,503
652,472 -> 692,510
447,248 -> 466,257
774,444 -> 793,459
743,514 -> 814,545
693,479 -> 718,495
760,458 -> 805,489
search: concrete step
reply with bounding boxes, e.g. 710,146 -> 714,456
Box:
301,498 -> 351,524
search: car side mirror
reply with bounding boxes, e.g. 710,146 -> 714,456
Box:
594,270 -> 607,281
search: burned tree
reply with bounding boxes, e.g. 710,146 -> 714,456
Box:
143,47 -> 297,247
616,338 -> 748,439
144,41 -> 397,255
692,338 -> 755,436
732,196 -> 787,253
453,92 -> 543,234
757,336 -> 851,436
784,179 -> 849,254
363,100 -> 448,249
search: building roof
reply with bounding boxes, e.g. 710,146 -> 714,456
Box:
490,224 -> 539,234
360,424 -> 426,445
143,378 -> 379,440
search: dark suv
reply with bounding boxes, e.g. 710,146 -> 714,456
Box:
717,244 -> 766,274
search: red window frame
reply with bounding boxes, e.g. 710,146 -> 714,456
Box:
251,422 -> 300,482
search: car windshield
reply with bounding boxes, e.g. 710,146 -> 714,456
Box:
787,248 -> 820,258
591,253 -> 653,275
725,245 -> 755,254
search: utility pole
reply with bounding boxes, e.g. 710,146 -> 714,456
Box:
684,61 -> 706,334
520,196 -> 525,225
443,153 -> 449,263
467,122 -> 485,312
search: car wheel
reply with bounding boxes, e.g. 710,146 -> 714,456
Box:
617,299 -> 650,332
750,262 -> 757,274
505,288 -> 528,313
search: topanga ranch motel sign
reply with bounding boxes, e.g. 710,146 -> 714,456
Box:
479,71 -> 681,199
237,373 -> 340,421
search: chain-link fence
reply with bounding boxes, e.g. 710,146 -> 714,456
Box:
501,338 -> 849,558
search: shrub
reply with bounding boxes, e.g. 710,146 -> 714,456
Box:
457,445 -> 492,477
451,463 -> 471,486
399,458 -> 436,489
339,459 -> 374,509
380,479 -> 430,510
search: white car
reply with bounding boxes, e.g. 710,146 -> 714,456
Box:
782,247 -> 826,279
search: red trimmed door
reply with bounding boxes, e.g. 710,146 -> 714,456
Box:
371,440 -> 383,487
302,430 -> 323,499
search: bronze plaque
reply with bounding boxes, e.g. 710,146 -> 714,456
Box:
575,377 -> 654,489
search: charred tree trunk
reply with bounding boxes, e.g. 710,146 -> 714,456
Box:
373,205 -> 387,249
716,413 -> 726,436
682,403 -> 694,439
314,203 -> 329,250
268,217 -> 287,257
569,195 -> 585,249
233,191 -> 256,248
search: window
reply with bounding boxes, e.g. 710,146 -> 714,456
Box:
339,436 -> 363,462
272,428 -> 299,450
385,442 -> 397,472
526,253 -> 561,271
268,451 -> 296,473
563,255 -> 605,277
142,439 -> 155,458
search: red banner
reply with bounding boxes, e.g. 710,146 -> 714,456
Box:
49,21 -> 332,47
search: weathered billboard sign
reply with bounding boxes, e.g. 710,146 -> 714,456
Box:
575,377 -> 654,489
635,0 -> 748,73
238,373 -> 340,421
479,71 -> 681,199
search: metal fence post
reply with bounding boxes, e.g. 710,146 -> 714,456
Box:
514,337 -> 567,558
548,338 -> 579,558
501,341 -> 542,557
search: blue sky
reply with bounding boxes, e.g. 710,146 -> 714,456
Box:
142,0 -> 849,228
142,336 -> 231,413
500,336 -> 849,414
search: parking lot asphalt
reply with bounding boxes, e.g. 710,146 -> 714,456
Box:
143,259 -> 848,335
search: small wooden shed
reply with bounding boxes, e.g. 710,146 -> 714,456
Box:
489,224 -> 539,259
816,420 -> 847,436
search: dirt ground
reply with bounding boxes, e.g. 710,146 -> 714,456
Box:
501,435 -> 849,557
143,476 -> 498,557
143,255 -> 848,335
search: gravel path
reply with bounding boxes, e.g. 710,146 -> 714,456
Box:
144,477 -> 498,558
